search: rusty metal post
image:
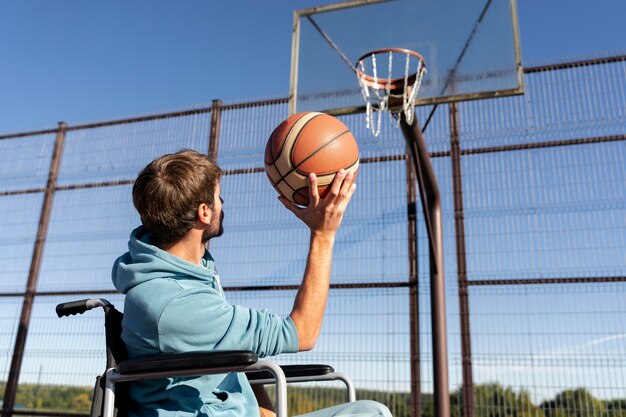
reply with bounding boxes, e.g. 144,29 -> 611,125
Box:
406,145 -> 422,417
449,103 -> 474,417
398,113 -> 450,417
208,99 -> 222,160
205,100 -> 222,253
2,122 -> 67,417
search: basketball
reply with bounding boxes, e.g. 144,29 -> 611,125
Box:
264,112 -> 359,206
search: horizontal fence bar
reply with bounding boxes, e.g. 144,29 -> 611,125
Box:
55,180 -> 135,191
0,98 -> 289,141
0,281 -> 415,298
64,107 -> 214,131
0,187 -> 46,197
524,54 -> 626,73
2,276 -> 625,298
223,281 -> 413,292
221,97 -> 289,111
0,128 -> 58,141
62,98 -> 289,132
467,276 -> 626,286
460,134 -> 626,156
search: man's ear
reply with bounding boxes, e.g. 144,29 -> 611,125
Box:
197,203 -> 212,225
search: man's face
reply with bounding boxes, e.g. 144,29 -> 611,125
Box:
202,181 -> 224,243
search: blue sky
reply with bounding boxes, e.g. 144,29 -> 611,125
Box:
0,0 -> 625,134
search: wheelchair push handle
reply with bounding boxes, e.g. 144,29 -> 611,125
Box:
56,298 -> 113,317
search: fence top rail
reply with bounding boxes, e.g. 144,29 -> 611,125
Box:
0,106 -> 215,141
0,97 -> 291,141
524,54 -> 626,73
0,54 -> 622,140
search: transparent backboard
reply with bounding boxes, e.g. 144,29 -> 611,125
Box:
289,0 -> 523,116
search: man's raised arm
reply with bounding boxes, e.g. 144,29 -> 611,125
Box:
278,169 -> 356,351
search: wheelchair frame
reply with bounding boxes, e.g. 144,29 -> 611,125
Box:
57,298 -> 356,417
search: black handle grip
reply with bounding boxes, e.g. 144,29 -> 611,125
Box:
56,299 -> 91,317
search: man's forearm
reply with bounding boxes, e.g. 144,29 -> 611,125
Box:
281,169 -> 356,351
251,384 -> 276,417
289,231 -> 335,351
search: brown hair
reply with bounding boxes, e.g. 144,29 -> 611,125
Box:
132,149 -> 222,245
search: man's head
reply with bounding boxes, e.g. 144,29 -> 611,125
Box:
132,149 -> 223,245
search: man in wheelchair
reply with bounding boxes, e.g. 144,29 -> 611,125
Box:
111,150 -> 392,417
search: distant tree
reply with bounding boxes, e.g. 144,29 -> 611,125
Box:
72,392 -> 92,410
450,390 -> 462,417
450,383 -> 543,417
0,382 -> 93,412
422,393 -> 435,417
541,388 -> 606,417
605,399 -> 626,417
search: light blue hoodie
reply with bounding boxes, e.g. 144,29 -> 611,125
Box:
112,226 -> 299,417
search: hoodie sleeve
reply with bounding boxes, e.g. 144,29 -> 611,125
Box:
157,286 -> 299,358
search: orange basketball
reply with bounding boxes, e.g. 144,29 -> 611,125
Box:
264,112 -> 359,206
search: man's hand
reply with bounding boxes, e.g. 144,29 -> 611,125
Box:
278,169 -> 357,238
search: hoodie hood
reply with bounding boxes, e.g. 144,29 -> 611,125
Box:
112,226 -> 218,294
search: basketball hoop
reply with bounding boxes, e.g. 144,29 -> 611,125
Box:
355,48 -> 426,137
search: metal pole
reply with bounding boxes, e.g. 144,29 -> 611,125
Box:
208,99 -> 222,160
406,143 -> 422,417
2,122 -> 67,417
398,113 -> 450,417
206,100 -> 222,253
449,103 -> 474,417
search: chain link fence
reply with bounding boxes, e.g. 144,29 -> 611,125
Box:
0,55 -> 624,417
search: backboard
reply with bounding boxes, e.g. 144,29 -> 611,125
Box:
289,0 -> 523,116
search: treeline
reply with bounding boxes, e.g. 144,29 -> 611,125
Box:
1,381 -> 625,417
276,385 -> 626,417
450,385 -> 626,417
0,382 -> 92,412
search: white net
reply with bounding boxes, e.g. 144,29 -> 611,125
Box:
356,49 -> 427,137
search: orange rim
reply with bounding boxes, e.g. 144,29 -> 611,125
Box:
355,48 -> 426,92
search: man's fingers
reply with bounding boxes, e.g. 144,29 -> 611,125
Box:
308,173 -> 320,206
335,171 -> 356,206
277,195 -> 300,216
326,169 -> 347,201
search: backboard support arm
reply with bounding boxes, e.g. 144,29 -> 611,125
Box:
398,112 -> 451,417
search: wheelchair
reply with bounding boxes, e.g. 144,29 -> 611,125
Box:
56,298 -> 356,417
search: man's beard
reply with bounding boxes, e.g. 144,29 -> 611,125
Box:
201,212 -> 224,243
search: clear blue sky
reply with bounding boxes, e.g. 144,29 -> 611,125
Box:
0,0 -> 624,134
